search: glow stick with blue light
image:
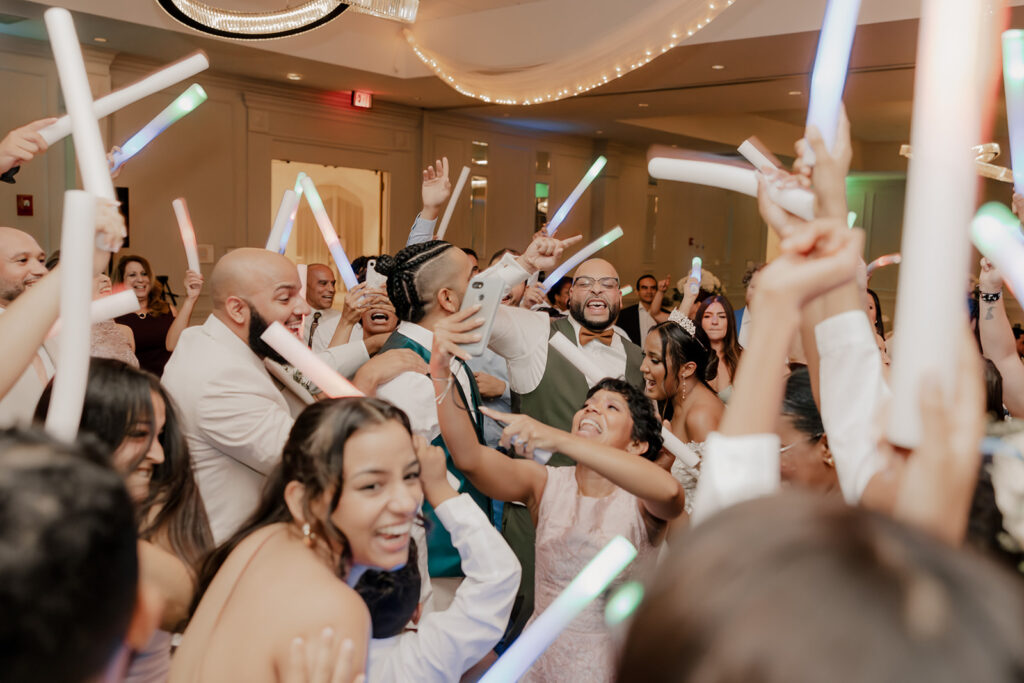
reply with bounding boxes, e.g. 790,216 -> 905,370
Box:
298,175 -> 359,290
1003,30 -> 1024,194
436,166 -> 469,240
804,0 -> 862,163
689,257 -> 702,294
479,536 -> 637,683
866,252 -> 901,277
546,156 -> 608,236
109,84 -> 207,171
267,189 -> 300,253
541,226 -> 623,292
972,203 -> 1024,295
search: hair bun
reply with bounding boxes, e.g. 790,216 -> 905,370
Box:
374,254 -> 397,277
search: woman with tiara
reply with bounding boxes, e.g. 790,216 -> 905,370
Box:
639,311 -> 724,512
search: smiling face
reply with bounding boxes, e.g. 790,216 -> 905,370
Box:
640,330 -> 673,401
701,301 -> 729,343
568,259 -> 622,332
94,273 -> 113,298
247,259 -> 311,339
775,413 -> 837,492
306,265 -> 336,310
111,390 -> 166,504
361,307 -> 398,335
330,420 -> 424,571
123,260 -> 151,304
570,388 -> 638,451
0,228 -> 47,307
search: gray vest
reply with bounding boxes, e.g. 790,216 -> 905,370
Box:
511,316 -> 644,466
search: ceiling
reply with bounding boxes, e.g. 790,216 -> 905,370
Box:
1,0 -> 1023,165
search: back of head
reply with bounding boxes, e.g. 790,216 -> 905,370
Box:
354,539 -> 421,638
375,240 -> 456,323
0,429 -> 138,683
781,365 -> 824,437
618,492 -> 1024,683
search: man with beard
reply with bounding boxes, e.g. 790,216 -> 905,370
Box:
162,248 -> 424,542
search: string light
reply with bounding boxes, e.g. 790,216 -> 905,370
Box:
402,0 -> 735,105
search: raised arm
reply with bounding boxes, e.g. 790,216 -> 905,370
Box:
647,275 -> 672,323
407,158 -> 450,245
977,257 -> 1024,416
165,269 -> 203,351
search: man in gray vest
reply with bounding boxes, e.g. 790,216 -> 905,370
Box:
488,256 -> 644,646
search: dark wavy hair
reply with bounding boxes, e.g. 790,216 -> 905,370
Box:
781,366 -> 825,440
867,288 -> 885,338
375,240 -> 456,323
585,378 -> 663,459
695,295 -> 742,381
191,397 -> 413,615
648,320 -> 719,422
114,254 -> 170,316
35,359 -> 212,571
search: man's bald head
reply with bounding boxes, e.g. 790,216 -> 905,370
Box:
210,248 -> 298,307
0,227 -> 47,306
569,257 -> 622,333
306,263 -> 336,310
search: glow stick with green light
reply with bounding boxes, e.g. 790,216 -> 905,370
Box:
109,84 -> 207,171
545,156 -> 607,236
604,581 -> 644,627
479,536 -> 637,683
804,0 -> 862,163
278,173 -> 308,253
866,252 -> 901,276
847,211 -> 857,228
689,257 -> 702,294
267,189 -> 299,253
298,175 -> 359,289
541,226 -> 623,292
1003,30 -> 1024,194
619,285 -> 633,297
972,203 -> 1024,295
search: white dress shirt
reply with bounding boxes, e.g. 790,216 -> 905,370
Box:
0,306 -> 54,428
303,308 -> 342,353
815,310 -> 890,503
738,307 -> 753,348
368,494 -> 520,683
638,305 -> 656,343
489,306 -> 629,395
690,431 -> 781,526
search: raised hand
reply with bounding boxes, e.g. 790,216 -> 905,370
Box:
658,275 -> 670,292
414,434 -> 458,506
979,257 -> 1003,294
421,157 -> 451,221
519,283 -> 547,309
519,233 -> 584,273
480,406 -> 565,458
0,117 -> 56,174
428,303 -> 483,376
1012,192 -> 1024,224
183,270 -> 204,301
473,371 -> 506,398
93,198 -> 126,274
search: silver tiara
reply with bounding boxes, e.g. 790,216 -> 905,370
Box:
667,309 -> 697,337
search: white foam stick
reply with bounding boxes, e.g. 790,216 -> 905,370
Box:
299,175 -> 359,289
436,166 -> 470,240
647,152 -> 814,221
804,0 -> 863,163
267,189 -> 300,253
39,51 -> 209,146
887,0 -> 986,449
548,333 -> 700,468
45,191 -> 96,441
261,322 -> 364,398
541,226 -> 624,292
972,203 -> 1024,295
737,139 -> 779,171
109,84 -> 207,172
48,288 -> 140,339
171,198 -> 201,273
45,8 -> 115,202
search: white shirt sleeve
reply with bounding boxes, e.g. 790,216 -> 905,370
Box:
487,306 -> 551,394
815,310 -> 890,503
317,340 -> 370,379
376,371 -> 441,442
479,252 -> 531,290
691,431 -> 780,526
406,214 -> 437,247
379,494 -> 521,683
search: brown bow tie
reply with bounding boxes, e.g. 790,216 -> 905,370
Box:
579,327 -> 615,347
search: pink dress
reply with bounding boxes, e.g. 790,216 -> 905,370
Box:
523,467 -> 659,683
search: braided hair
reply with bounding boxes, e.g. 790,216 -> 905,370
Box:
375,240 -> 456,323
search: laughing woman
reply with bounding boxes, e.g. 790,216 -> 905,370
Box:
430,311 -> 685,683
114,255 -> 202,376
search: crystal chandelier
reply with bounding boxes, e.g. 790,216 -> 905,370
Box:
156,0 -> 417,40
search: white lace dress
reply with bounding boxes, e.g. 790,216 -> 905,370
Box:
670,441 -> 704,515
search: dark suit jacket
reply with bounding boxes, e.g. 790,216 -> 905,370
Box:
618,303 -> 642,346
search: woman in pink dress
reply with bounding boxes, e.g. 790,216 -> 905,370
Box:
430,319 -> 686,682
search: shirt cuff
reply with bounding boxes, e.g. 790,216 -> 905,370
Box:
815,310 -> 876,356
691,431 -> 780,525
433,493 -> 481,528
406,214 -> 437,247
480,252 -> 529,290
319,341 -> 370,378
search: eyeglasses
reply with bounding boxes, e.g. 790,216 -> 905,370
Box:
779,433 -> 824,454
572,276 -> 620,291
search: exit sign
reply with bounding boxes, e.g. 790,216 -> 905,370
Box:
352,90 -> 372,109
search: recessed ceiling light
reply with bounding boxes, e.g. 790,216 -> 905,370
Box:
595,130 -> 604,135
93,36 -> 107,42
286,73 -> 303,81
638,103 -> 649,108
788,90 -> 802,95
711,64 -> 725,70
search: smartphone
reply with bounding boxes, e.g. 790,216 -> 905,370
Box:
458,275 -> 504,357
366,258 -> 386,289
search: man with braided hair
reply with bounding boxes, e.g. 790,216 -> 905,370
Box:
373,234 -> 578,610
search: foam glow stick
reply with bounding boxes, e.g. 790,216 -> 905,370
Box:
619,285 -> 633,297
480,536 -> 637,683
47,288 -> 140,339
888,0 -> 987,449
45,8 -> 114,202
298,175 -> 359,289
1003,30 -> 1024,194
689,257 -> 702,294
737,138 -> 779,171
261,322 -> 364,398
541,226 -> 623,292
804,0 -> 862,162
545,156 -> 608,236
647,151 -> 815,221
171,198 -> 201,273
45,191 -> 96,441
847,211 -> 857,228
267,189 -> 300,253
109,84 -> 207,171
972,203 -> 1024,295
866,252 -> 901,276
39,51 -> 209,146
294,172 -> 307,196
548,333 -> 700,468
436,166 -> 469,240
604,581 -> 644,627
